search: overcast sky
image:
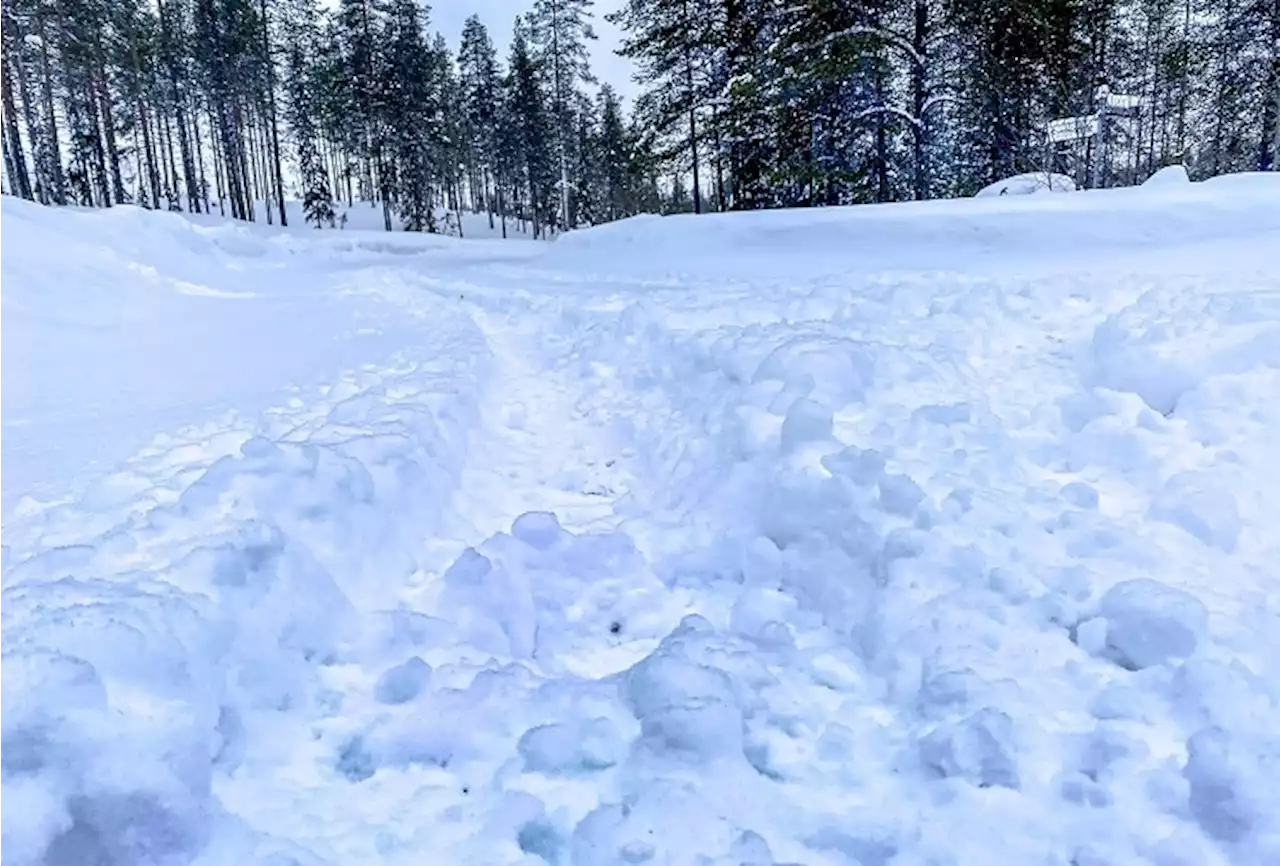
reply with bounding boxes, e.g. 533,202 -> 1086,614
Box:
431,1 -> 637,104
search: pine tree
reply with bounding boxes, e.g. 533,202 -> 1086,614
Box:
528,0 -> 596,230
281,0 -> 334,226
595,83 -> 630,220
610,0 -> 725,213
336,0 -> 391,228
1,0 -> 35,200
506,16 -> 556,238
458,14 -> 501,225
571,89 -> 599,225
433,32 -> 464,232
381,0 -> 437,231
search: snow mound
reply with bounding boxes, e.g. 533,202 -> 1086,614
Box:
1144,164 -> 1192,186
542,171 -> 1280,279
974,171 -> 1078,197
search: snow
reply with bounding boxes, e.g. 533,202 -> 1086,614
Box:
974,171 -> 1078,197
184,197 -> 543,241
1143,164 -> 1192,187
4,172 -> 1280,866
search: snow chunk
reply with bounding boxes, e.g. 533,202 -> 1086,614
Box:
727,830 -> 773,865
919,708 -> 1020,789
1148,472 -> 1242,552
1184,726 -> 1263,843
1060,480 -> 1100,509
624,642 -> 743,762
822,446 -> 886,486
569,780 -> 745,865
373,657 -> 432,705
517,717 -> 624,775
879,473 -> 926,517
1098,579 -> 1209,670
730,587 -> 799,643
752,336 -> 874,410
511,511 -> 565,551
780,398 -> 833,450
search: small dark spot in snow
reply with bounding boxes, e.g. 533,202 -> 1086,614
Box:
605,459 -> 616,467
609,621 -> 622,635
461,785 -> 470,795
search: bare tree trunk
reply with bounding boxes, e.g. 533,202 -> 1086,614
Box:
225,102 -> 251,219
91,32 -> 126,204
254,109 -> 272,224
162,109 -> 180,207
216,104 -> 245,219
259,0 -> 288,225
682,0 -> 702,214
1175,0 -> 1192,160
157,110 -> 173,205
191,107 -> 208,209
711,103 -> 725,210
911,0 -> 929,200
34,0 -> 67,203
138,101 -> 160,208
1,50 -> 32,199
157,0 -> 200,212
209,108 -> 227,216
498,179 -> 507,238
485,168 -> 495,228
124,23 -> 160,208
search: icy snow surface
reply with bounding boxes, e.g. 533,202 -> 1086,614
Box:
4,176 -> 1280,866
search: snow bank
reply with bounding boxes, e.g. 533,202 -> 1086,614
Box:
0,199 -> 524,512
2,201 -> 493,865
974,171 -> 1078,197
543,172 -> 1280,279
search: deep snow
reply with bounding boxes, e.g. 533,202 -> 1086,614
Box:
3,175 -> 1280,866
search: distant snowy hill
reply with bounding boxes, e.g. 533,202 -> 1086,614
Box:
4,175 -> 1280,866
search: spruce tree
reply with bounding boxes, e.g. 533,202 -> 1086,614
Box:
595,83 -> 630,220
336,0 -> 391,227
458,14 -> 501,225
528,0 -> 596,230
507,17 -> 557,238
281,0 -> 334,226
610,0 -> 726,213
382,0 -> 437,231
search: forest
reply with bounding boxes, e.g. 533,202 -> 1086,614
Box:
2,0 -> 1277,234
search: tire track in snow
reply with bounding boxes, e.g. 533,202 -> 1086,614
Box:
411,305 -> 638,586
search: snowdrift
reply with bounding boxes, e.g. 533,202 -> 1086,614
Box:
974,171 -> 1078,197
544,172 -> 1280,279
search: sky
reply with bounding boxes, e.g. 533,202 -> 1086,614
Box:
432,1 -> 638,104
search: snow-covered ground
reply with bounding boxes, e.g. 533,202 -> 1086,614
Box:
181,198 -> 544,241
4,175 -> 1280,866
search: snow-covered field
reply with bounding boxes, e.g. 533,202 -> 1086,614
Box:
4,175 -> 1280,866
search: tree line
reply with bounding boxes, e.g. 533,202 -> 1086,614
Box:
0,0 -> 669,234
613,0 -> 1279,208
2,0 -> 1277,231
